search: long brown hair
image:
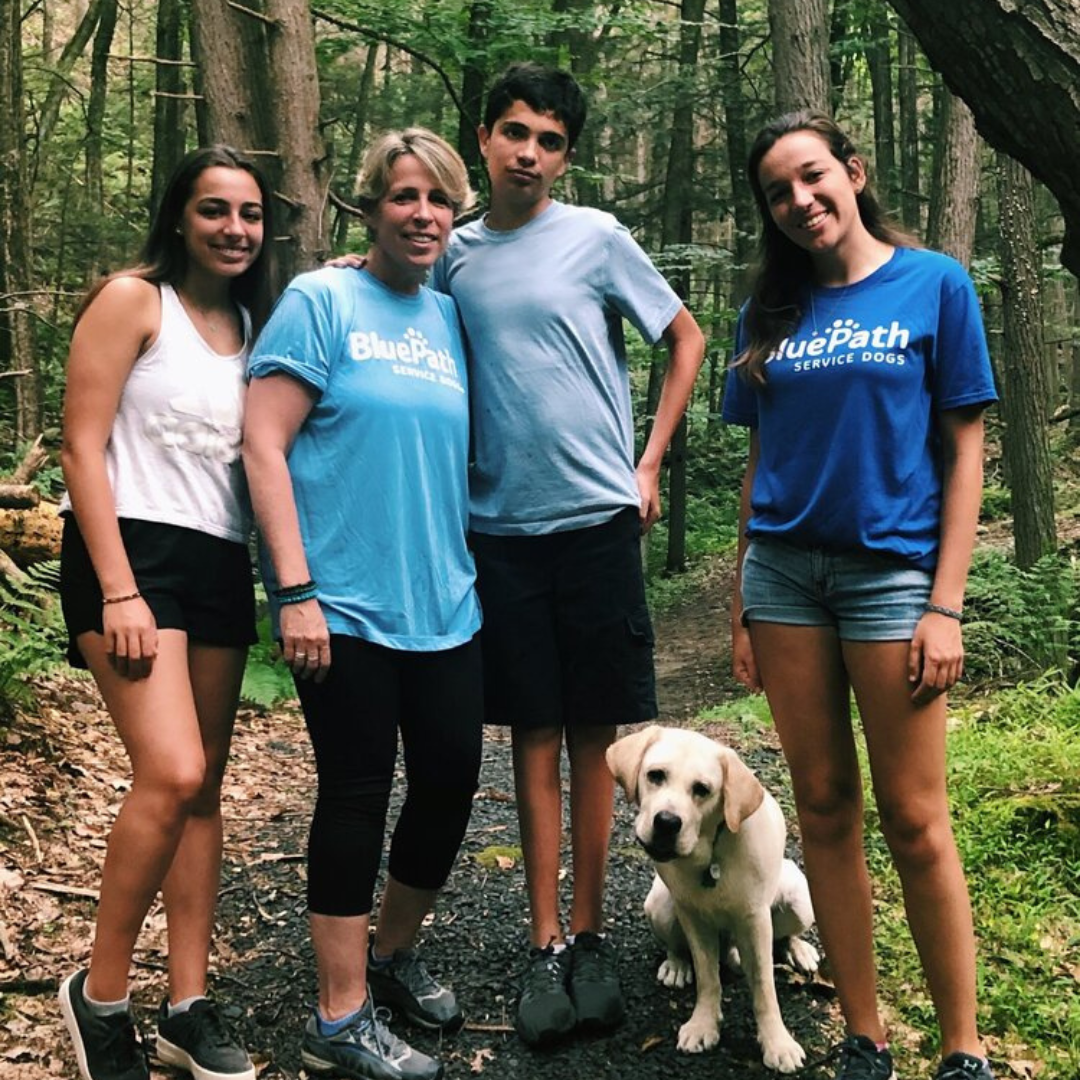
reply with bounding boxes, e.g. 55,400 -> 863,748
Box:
736,111 -> 917,384
75,145 -> 278,334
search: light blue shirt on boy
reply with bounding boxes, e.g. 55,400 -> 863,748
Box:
432,200 -> 682,535
248,267 -> 480,650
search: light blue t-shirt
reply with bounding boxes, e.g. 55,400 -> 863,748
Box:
248,267 -> 481,650
723,247 -> 997,569
432,201 -> 683,535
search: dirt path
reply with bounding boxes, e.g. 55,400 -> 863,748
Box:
0,560 -> 839,1079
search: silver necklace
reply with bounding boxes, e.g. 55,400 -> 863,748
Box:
177,289 -> 228,335
808,282 -> 853,336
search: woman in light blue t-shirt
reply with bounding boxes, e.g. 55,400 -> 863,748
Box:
724,112 -> 996,1080
243,129 -> 480,1080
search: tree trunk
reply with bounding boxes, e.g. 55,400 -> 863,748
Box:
658,0 -> 705,575
886,0 -> 1080,277
718,0 -> 754,281
0,503 -> 62,566
925,86 -> 979,268
0,0 -> 39,445
151,0 -> 187,218
896,26 -> 921,231
457,0 -> 492,193
864,8 -> 896,207
85,0 -> 118,257
996,152 -> 1057,569
768,0 -> 830,115
263,0 -> 329,276
332,43 -> 379,251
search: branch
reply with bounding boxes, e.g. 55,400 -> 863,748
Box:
227,1 -> 278,27
106,53 -> 195,66
10,434 -> 47,485
329,189 -> 364,218
311,8 -> 466,119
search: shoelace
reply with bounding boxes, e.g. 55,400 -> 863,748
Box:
523,949 -> 566,993
804,1037 -> 888,1080
571,938 -> 611,983
391,952 -> 438,997
365,1006 -> 411,1063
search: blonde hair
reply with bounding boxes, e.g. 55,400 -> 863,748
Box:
355,128 -> 476,218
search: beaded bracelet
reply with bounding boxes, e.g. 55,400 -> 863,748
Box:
102,590 -> 142,606
275,579 -> 319,605
925,602 -> 963,621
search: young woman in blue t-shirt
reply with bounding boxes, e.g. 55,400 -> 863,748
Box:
723,112 -> 996,1080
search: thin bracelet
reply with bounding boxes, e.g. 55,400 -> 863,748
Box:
103,590 -> 142,606
925,602 -> 963,621
273,579 -> 317,598
277,586 -> 319,605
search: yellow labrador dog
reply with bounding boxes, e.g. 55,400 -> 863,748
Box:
607,725 -> 819,1072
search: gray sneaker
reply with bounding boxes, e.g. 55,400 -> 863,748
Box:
366,947 -> 463,1032
300,999 -> 442,1080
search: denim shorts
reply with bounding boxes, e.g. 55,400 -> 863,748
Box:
740,538 -> 933,642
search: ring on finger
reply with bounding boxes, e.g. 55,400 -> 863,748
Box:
294,651 -> 308,660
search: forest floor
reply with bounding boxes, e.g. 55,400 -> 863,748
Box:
0,558 -> 857,1080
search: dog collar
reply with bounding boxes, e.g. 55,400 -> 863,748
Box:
700,822 -> 726,888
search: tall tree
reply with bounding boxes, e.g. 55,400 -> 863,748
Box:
151,0 -> 187,217
996,152 -> 1057,568
85,0 -> 119,252
896,25 -> 921,230
925,86 -> 979,267
0,0 -> 38,443
887,0 -> 1080,277
658,0 -> 706,573
863,6 -> 896,206
768,0 -> 830,115
457,0 -> 492,190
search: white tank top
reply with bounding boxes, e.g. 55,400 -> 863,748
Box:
61,283 -> 253,542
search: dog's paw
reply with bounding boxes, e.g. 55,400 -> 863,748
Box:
657,957 -> 694,989
781,936 -> 820,975
676,1016 -> 721,1053
761,1032 -> 806,1073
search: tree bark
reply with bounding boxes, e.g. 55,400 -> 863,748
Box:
925,86 -> 979,268
332,43 -> 379,251
886,0 -> 1080,277
996,152 -> 1057,569
151,0 -> 186,218
457,0 -> 492,193
864,8 -> 896,207
896,26 -> 921,231
768,0 -> 830,115
0,503 -> 61,566
658,0 -> 705,575
0,0 -> 39,445
85,0 -> 119,255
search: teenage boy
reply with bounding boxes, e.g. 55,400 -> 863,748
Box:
431,62 -> 704,1046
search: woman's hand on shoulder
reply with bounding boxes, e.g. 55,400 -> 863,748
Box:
279,599 -> 332,682
324,253 -> 366,270
908,611 -> 963,706
103,595 -> 158,681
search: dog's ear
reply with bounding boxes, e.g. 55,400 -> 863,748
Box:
605,724 -> 663,804
719,748 -> 765,833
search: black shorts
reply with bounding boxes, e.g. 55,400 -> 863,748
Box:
59,515 -> 257,668
470,507 -> 657,730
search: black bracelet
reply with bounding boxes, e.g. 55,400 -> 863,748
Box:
925,602 -> 963,621
273,579 -> 317,599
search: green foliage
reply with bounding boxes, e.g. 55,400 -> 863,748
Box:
963,549 -> 1078,683
862,677 -> 1080,1076
0,561 -> 68,716
239,601 -> 297,711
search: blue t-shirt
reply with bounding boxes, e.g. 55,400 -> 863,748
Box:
432,201 -> 682,535
248,267 -> 481,650
722,247 -> 997,569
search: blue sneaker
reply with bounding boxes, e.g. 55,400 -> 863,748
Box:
300,998 -> 442,1080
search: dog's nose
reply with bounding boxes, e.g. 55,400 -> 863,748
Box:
652,810 -> 682,837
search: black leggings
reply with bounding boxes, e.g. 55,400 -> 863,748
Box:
296,634 -> 483,917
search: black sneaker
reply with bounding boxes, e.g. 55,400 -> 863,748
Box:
156,998 -> 255,1080
58,969 -> 149,1080
936,1052 -> 995,1080
300,998 -> 443,1080
568,931 -> 625,1032
366,946 -> 463,1032
514,945 -> 575,1046
819,1035 -> 897,1080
